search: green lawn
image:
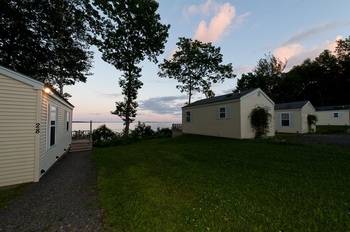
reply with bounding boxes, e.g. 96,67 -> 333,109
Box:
93,135 -> 350,231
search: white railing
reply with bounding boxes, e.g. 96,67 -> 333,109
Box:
72,120 -> 92,142
172,124 -> 182,131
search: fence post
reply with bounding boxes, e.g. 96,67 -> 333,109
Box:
90,120 -> 92,142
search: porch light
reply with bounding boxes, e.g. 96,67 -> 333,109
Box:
44,87 -> 53,95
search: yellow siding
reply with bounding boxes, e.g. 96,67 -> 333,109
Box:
182,101 -> 241,138
275,102 -> 316,134
182,89 -> 275,139
0,74 -> 37,187
275,109 -> 301,133
39,92 -> 73,176
240,90 -> 275,138
301,102 -> 316,133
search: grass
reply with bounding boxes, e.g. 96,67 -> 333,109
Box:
93,135 -> 350,231
0,184 -> 29,209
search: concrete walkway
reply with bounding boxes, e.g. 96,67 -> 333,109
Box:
0,151 -> 102,232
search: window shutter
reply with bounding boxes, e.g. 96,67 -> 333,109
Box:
290,113 -> 294,127
216,107 -> 220,119
278,113 -> 282,126
226,106 -> 231,118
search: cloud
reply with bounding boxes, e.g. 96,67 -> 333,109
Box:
185,0 -> 219,16
193,2 -> 236,43
139,96 -> 188,115
283,21 -> 350,45
233,65 -> 254,74
99,93 -> 121,98
274,36 -> 342,70
273,44 -> 303,60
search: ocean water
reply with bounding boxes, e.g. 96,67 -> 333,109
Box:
72,121 -> 176,132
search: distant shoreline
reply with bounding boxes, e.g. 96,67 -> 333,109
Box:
72,121 -> 175,124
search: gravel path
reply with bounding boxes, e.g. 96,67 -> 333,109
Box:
287,134 -> 350,148
0,151 -> 103,232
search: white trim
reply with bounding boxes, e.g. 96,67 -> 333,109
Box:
48,104 -> 57,149
0,65 -> 43,90
280,112 -> 291,126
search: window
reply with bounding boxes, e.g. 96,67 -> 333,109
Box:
219,107 -> 226,118
333,112 -> 339,118
65,111 -> 70,131
49,105 -> 57,147
281,113 -> 290,126
185,111 -> 191,122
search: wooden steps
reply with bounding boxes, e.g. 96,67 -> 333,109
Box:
69,140 -> 92,153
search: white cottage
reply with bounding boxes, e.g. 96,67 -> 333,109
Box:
315,105 -> 350,126
275,100 -> 316,134
0,66 -> 73,188
182,88 -> 275,139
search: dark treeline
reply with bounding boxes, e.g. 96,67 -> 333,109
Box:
235,36 -> 350,106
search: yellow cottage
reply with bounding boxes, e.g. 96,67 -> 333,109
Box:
0,66 -> 73,188
182,88 -> 275,139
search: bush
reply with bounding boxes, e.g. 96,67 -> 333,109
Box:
130,121 -> 155,141
249,106 -> 272,139
92,124 -> 116,147
154,127 -> 172,138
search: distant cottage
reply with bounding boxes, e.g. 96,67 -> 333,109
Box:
0,66 -> 73,188
274,100 -> 316,134
315,105 -> 350,126
182,88 -> 275,139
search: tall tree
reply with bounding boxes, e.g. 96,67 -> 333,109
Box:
158,37 -> 235,104
93,0 -> 170,138
0,0 -> 95,96
235,53 -> 286,100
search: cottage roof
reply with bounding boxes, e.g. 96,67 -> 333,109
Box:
182,88 -> 259,108
275,100 -> 309,110
315,105 -> 350,111
0,65 -> 74,108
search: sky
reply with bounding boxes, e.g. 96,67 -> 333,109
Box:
65,0 -> 350,123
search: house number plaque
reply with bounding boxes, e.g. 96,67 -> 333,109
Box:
35,123 -> 40,134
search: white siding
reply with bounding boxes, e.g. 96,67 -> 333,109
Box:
316,110 -> 350,126
39,92 -> 73,176
0,74 -> 37,187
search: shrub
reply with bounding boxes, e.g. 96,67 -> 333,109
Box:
307,114 -> 318,132
249,106 -> 272,139
130,121 -> 155,140
154,127 -> 172,138
92,124 -> 116,147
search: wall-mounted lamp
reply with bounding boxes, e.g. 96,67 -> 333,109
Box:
44,87 -> 53,95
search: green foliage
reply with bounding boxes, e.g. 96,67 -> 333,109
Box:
0,0 -> 95,96
236,53 -> 286,99
249,106 -> 272,139
93,135 -> 350,231
92,124 -> 116,147
307,114 -> 318,132
93,0 -> 170,138
236,37 -> 350,106
92,123 -> 172,147
158,37 -> 235,104
130,121 -> 155,140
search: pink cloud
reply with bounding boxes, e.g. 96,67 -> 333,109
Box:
273,44 -> 303,60
273,36 -> 342,71
192,2 -> 236,43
